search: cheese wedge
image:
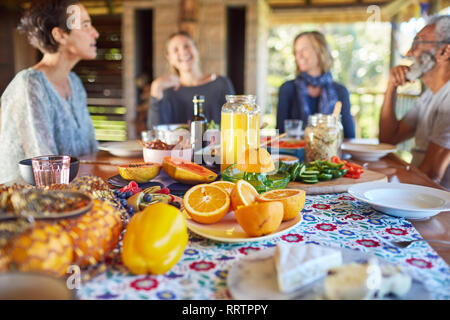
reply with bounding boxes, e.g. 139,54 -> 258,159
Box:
324,259 -> 411,299
324,262 -> 376,300
274,243 -> 343,293
378,265 -> 412,297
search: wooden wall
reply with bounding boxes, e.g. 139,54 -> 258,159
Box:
73,15 -> 126,141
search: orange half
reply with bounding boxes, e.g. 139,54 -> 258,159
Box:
183,184 -> 230,224
258,189 -> 305,221
230,180 -> 259,211
211,181 -> 236,196
235,201 -> 284,237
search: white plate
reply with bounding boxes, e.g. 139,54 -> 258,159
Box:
348,182 -> 450,220
227,246 -> 430,300
182,210 -> 302,243
341,142 -> 396,161
98,140 -> 142,157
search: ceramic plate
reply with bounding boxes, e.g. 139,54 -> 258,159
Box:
227,245 -> 430,300
182,211 -> 302,243
0,272 -> 75,300
98,140 -> 142,157
341,142 -> 396,161
348,182 -> 450,220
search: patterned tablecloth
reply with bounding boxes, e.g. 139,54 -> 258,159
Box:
77,193 -> 450,300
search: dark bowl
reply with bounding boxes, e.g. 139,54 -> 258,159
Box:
18,156 -> 79,186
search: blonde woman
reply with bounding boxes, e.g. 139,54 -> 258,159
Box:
277,31 -> 355,138
147,31 -> 235,128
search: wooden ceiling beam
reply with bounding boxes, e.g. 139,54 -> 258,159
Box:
380,0 -> 418,20
268,0 -> 429,24
268,0 -> 390,9
270,6 -> 378,24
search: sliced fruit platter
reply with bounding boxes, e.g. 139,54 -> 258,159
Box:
112,182 -> 182,216
109,156 -> 220,215
181,179 -> 305,242
110,149 -> 306,242
115,157 -> 217,185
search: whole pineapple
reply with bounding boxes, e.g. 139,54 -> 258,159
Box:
7,222 -> 74,277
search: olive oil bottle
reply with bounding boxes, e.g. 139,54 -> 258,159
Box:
190,95 -> 207,164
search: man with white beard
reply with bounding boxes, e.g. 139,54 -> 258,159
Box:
379,15 -> 450,189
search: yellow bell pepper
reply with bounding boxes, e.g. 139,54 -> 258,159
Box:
122,202 -> 188,275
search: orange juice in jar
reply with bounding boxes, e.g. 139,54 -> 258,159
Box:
220,95 -> 260,172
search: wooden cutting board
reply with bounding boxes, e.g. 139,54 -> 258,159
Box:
288,169 -> 387,195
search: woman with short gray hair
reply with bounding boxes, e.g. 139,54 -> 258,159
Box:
0,0 -> 99,184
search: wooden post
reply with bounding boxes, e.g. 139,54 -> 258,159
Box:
179,0 -> 199,37
389,14 -> 399,69
428,0 -> 440,14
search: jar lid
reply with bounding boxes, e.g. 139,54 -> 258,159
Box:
307,113 -> 338,126
225,94 -> 256,102
223,95 -> 259,114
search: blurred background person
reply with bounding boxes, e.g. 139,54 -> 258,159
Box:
0,0 -> 99,184
276,31 -> 355,139
379,15 -> 450,189
147,31 -> 235,129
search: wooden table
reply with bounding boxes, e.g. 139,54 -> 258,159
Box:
79,151 -> 450,264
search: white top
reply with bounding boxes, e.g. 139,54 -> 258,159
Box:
402,80 -> 450,189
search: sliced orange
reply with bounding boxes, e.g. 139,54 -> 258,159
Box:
258,189 -> 306,221
235,201 -> 284,237
230,180 -> 259,211
211,181 -> 235,195
236,148 -> 275,173
183,184 -> 230,224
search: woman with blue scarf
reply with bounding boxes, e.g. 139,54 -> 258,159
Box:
277,31 -> 355,139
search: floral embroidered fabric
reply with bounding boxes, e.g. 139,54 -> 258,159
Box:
77,193 -> 450,300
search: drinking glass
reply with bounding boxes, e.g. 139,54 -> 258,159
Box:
141,130 -> 156,142
284,119 -> 303,139
32,155 -> 70,187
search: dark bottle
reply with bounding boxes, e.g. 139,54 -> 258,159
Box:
190,95 -> 207,164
